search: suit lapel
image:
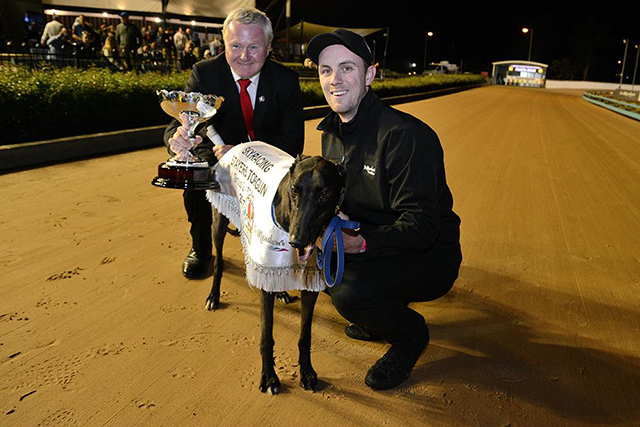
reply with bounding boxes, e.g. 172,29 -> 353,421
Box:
253,60 -> 273,134
219,61 -> 243,122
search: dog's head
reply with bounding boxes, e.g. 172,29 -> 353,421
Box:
286,155 -> 345,263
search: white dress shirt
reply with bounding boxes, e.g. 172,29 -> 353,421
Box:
207,69 -> 262,144
230,68 -> 261,109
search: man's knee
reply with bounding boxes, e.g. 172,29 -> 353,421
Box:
329,283 -> 358,322
183,189 -> 207,206
183,189 -> 211,217
329,272 -> 376,323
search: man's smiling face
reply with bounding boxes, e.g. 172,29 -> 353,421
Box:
224,21 -> 269,79
318,44 -> 376,122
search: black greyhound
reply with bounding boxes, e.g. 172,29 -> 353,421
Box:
205,155 -> 345,394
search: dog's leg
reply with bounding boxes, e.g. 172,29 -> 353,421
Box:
275,291 -> 299,305
205,211 -> 229,311
259,290 -> 280,394
298,290 -> 319,391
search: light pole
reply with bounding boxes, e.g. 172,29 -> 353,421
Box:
619,39 -> 629,88
372,39 -> 376,65
522,27 -> 533,61
632,43 -> 639,90
423,31 -> 433,70
285,0 -> 291,61
381,28 -> 390,81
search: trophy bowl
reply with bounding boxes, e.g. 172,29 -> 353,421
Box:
152,90 -> 224,190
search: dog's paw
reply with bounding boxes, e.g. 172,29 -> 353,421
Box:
259,371 -> 280,395
204,296 -> 219,311
299,365 -> 318,392
275,291 -> 299,305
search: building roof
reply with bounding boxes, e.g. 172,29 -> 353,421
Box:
492,60 -> 549,68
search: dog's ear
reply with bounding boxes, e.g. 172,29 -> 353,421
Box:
290,154 -> 310,174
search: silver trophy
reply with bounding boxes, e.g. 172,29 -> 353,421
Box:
152,90 -> 224,190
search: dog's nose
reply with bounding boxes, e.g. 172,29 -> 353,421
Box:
289,236 -> 306,249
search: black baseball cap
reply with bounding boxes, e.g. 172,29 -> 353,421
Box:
120,11 -> 129,17
306,29 -> 372,66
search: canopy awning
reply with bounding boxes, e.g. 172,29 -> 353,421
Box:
42,0 -> 254,18
274,21 -> 386,44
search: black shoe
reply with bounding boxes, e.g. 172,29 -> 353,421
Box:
364,324 -> 429,390
182,248 -> 212,279
345,324 -> 382,341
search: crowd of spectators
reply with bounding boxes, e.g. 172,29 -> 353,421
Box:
19,12 -> 226,72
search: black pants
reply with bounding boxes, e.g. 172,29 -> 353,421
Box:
183,189 -> 212,256
327,250 -> 459,353
181,146 -> 218,256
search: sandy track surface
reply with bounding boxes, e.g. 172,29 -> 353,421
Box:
1,86 -> 639,426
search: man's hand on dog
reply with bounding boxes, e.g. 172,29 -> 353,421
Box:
317,211 -> 365,254
212,144 -> 232,160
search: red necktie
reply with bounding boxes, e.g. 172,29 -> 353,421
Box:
238,78 -> 255,140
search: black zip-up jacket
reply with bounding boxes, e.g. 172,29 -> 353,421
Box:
318,91 -> 462,270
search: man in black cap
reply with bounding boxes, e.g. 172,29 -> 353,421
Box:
307,29 -> 462,390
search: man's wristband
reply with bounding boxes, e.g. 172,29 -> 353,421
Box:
358,237 -> 367,254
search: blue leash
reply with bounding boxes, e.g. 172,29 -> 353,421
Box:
317,216 -> 361,287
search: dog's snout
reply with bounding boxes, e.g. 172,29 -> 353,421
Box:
289,237 -> 306,249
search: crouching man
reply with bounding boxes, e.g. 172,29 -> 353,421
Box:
306,30 -> 462,390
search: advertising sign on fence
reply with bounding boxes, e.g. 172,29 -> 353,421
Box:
614,90 -> 640,102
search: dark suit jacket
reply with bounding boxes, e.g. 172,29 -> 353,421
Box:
163,54 -> 304,163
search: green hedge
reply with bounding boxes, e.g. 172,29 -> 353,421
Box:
0,66 -> 190,145
301,73 -> 486,104
0,65 -> 484,145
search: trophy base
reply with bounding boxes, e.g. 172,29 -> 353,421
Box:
165,158 -> 209,167
152,162 -> 220,190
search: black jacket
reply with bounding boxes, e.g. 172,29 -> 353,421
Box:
163,54 -> 304,162
318,91 -> 461,268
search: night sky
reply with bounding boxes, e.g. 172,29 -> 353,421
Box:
257,1 -> 640,83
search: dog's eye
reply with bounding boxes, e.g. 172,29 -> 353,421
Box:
319,189 -> 330,200
291,186 -> 299,199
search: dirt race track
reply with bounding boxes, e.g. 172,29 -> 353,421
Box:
1,86 -> 640,426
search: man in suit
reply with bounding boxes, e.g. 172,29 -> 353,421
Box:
164,7 -> 304,278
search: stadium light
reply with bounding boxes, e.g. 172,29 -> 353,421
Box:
423,31 -> 434,69
522,28 -> 533,61
632,44 -> 639,89
619,39 -> 629,88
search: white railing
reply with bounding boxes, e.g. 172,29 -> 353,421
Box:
546,80 -> 638,91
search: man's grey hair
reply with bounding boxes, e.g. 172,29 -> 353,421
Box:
222,7 -> 273,46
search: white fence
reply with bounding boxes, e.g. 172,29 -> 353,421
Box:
546,80 -> 638,91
